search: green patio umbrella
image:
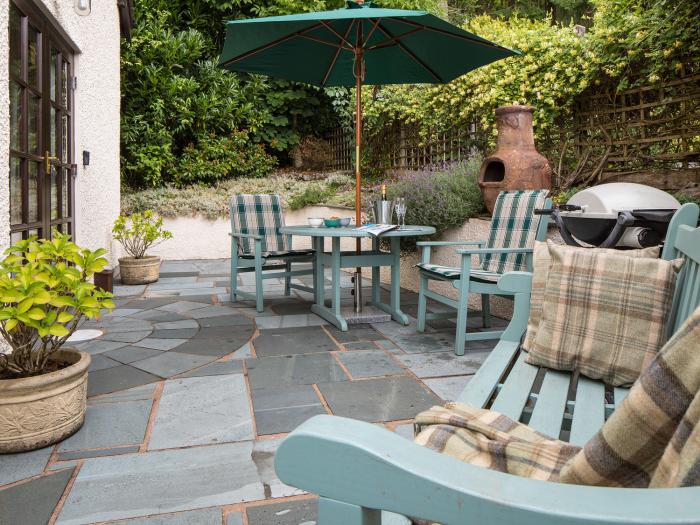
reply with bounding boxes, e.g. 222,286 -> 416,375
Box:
219,0 -> 518,229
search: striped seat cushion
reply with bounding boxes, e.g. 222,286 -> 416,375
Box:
481,190 -> 549,274
240,249 -> 314,259
230,194 -> 289,255
416,263 -> 500,282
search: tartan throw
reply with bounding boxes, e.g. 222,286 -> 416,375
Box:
415,309 -> 700,494
527,242 -> 684,386
521,242 -> 660,351
230,194 -> 289,255
480,190 -> 549,274
560,306 -> 700,487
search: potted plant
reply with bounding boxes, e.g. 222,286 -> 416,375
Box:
0,233 -> 115,453
113,210 -> 172,285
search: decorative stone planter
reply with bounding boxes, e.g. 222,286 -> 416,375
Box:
118,255 -> 161,285
0,349 -> 90,454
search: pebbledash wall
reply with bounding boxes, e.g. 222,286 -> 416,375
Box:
0,0 -> 122,262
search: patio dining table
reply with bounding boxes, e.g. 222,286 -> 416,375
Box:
279,225 -> 436,332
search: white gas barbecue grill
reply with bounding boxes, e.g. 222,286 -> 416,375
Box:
537,183 -> 680,249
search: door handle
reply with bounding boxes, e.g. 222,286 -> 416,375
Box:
43,151 -> 59,175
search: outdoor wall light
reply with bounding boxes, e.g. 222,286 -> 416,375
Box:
74,0 -> 91,16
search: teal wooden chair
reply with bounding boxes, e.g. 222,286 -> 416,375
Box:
229,194 -> 315,312
416,189 -> 551,355
274,202 -> 700,525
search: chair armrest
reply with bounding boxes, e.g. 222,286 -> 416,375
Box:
275,415 -> 700,525
456,247 -> 534,256
229,232 -> 263,240
416,240 -> 485,247
497,271 -> 533,294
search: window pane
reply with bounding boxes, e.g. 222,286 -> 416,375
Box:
28,229 -> 39,240
61,59 -> 69,108
10,82 -> 22,151
62,170 -> 69,218
28,162 -> 40,223
50,50 -> 57,102
51,167 -> 59,220
28,25 -> 39,88
10,157 -> 22,225
50,106 -> 57,156
10,231 -> 23,246
62,113 -> 69,161
10,6 -> 22,78
28,93 -> 40,154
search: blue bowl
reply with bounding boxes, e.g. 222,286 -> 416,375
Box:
324,218 -> 342,228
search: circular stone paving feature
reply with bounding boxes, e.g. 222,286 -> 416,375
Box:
75,297 -> 255,397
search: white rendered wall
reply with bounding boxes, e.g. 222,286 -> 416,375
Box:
0,0 -> 122,263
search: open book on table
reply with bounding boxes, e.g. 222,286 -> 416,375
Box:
354,224 -> 398,237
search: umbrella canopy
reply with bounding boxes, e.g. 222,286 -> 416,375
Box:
219,1 -> 517,86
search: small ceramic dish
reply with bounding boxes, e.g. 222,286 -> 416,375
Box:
324,218 -> 342,228
308,217 -> 324,228
339,217 -> 352,227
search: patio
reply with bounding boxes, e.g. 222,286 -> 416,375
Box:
0,259 -> 503,525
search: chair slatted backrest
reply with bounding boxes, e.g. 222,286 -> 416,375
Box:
461,209 -> 700,446
230,194 -> 289,255
481,190 -> 550,274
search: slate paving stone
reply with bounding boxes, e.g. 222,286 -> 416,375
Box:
58,445 -> 141,461
153,319 -> 199,330
342,341 -> 379,351
197,314 -> 252,328
0,445 -> 53,485
156,300 -> 210,313
250,384 -> 327,435
247,353 -> 347,388
246,499 -> 318,525
58,399 -> 152,452
187,305 -> 239,319
133,338 -> 187,351
424,375 -> 473,401
148,281 -> 215,291
130,310 -> 188,322
269,301 -> 314,315
89,354 -> 122,372
177,360 -> 244,378
157,271 -> 200,278
98,319 -> 153,333
101,330 -> 152,344
114,285 -> 146,296
104,346 -> 164,364
318,376 -> 440,422
326,324 -> 385,343
253,326 -> 338,357
337,351 -> 405,378
80,340 -> 129,355
395,352 -> 490,378
375,339 -> 403,354
0,469 -> 74,525
56,442 -> 264,525
389,332 -> 458,354
254,404 -> 328,435
130,352 -> 212,378
148,375 -> 254,449
88,365 -> 161,397
255,314 -> 327,329
89,384 -> 157,404
167,294 -> 214,304
122,297 -> 177,310
104,308 -> 143,318
193,325 -> 253,341
106,508 -> 223,525
177,287 -> 226,296
226,512 -> 244,525
150,328 -> 199,339
251,439 -> 305,498
230,343 -> 252,359
393,423 -> 415,440
171,338 -> 241,357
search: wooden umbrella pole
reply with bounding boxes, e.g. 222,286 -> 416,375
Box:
353,39 -> 364,312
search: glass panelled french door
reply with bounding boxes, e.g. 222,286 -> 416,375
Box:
9,0 -> 75,244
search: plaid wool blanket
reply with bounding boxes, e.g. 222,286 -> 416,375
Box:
415,305 -> 700,488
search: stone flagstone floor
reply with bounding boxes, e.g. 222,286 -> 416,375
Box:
0,259 -> 504,525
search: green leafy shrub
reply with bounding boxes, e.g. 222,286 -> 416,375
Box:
551,186 -> 582,205
0,234 -> 115,378
112,211 -> 173,259
385,159 -> 484,248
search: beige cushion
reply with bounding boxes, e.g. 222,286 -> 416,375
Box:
522,241 -> 660,352
526,242 -> 683,386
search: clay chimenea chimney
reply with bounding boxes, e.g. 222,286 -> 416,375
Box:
478,105 -> 552,213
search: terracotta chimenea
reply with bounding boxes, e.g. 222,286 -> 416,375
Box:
478,105 -> 552,213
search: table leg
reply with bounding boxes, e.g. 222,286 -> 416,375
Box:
331,237 -> 341,317
313,237 -> 324,306
310,236 -> 348,331
372,237 -> 380,305
368,236 -> 409,325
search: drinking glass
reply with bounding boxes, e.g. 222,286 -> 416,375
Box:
394,198 -> 407,230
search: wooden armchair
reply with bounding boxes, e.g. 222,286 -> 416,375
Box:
229,194 -> 315,312
274,202 -> 700,525
416,189 -> 551,355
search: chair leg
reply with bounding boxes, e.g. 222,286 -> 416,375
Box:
318,497 -> 381,525
454,279 -> 470,356
230,242 -> 239,303
417,272 -> 429,333
284,260 -> 292,296
481,293 -> 491,328
254,254 -> 264,313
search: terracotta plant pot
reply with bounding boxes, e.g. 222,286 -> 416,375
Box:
118,255 -> 161,285
0,349 -> 90,453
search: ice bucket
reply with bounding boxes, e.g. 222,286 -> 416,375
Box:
371,199 -> 394,224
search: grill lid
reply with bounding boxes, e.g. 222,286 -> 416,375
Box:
563,182 -> 680,219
